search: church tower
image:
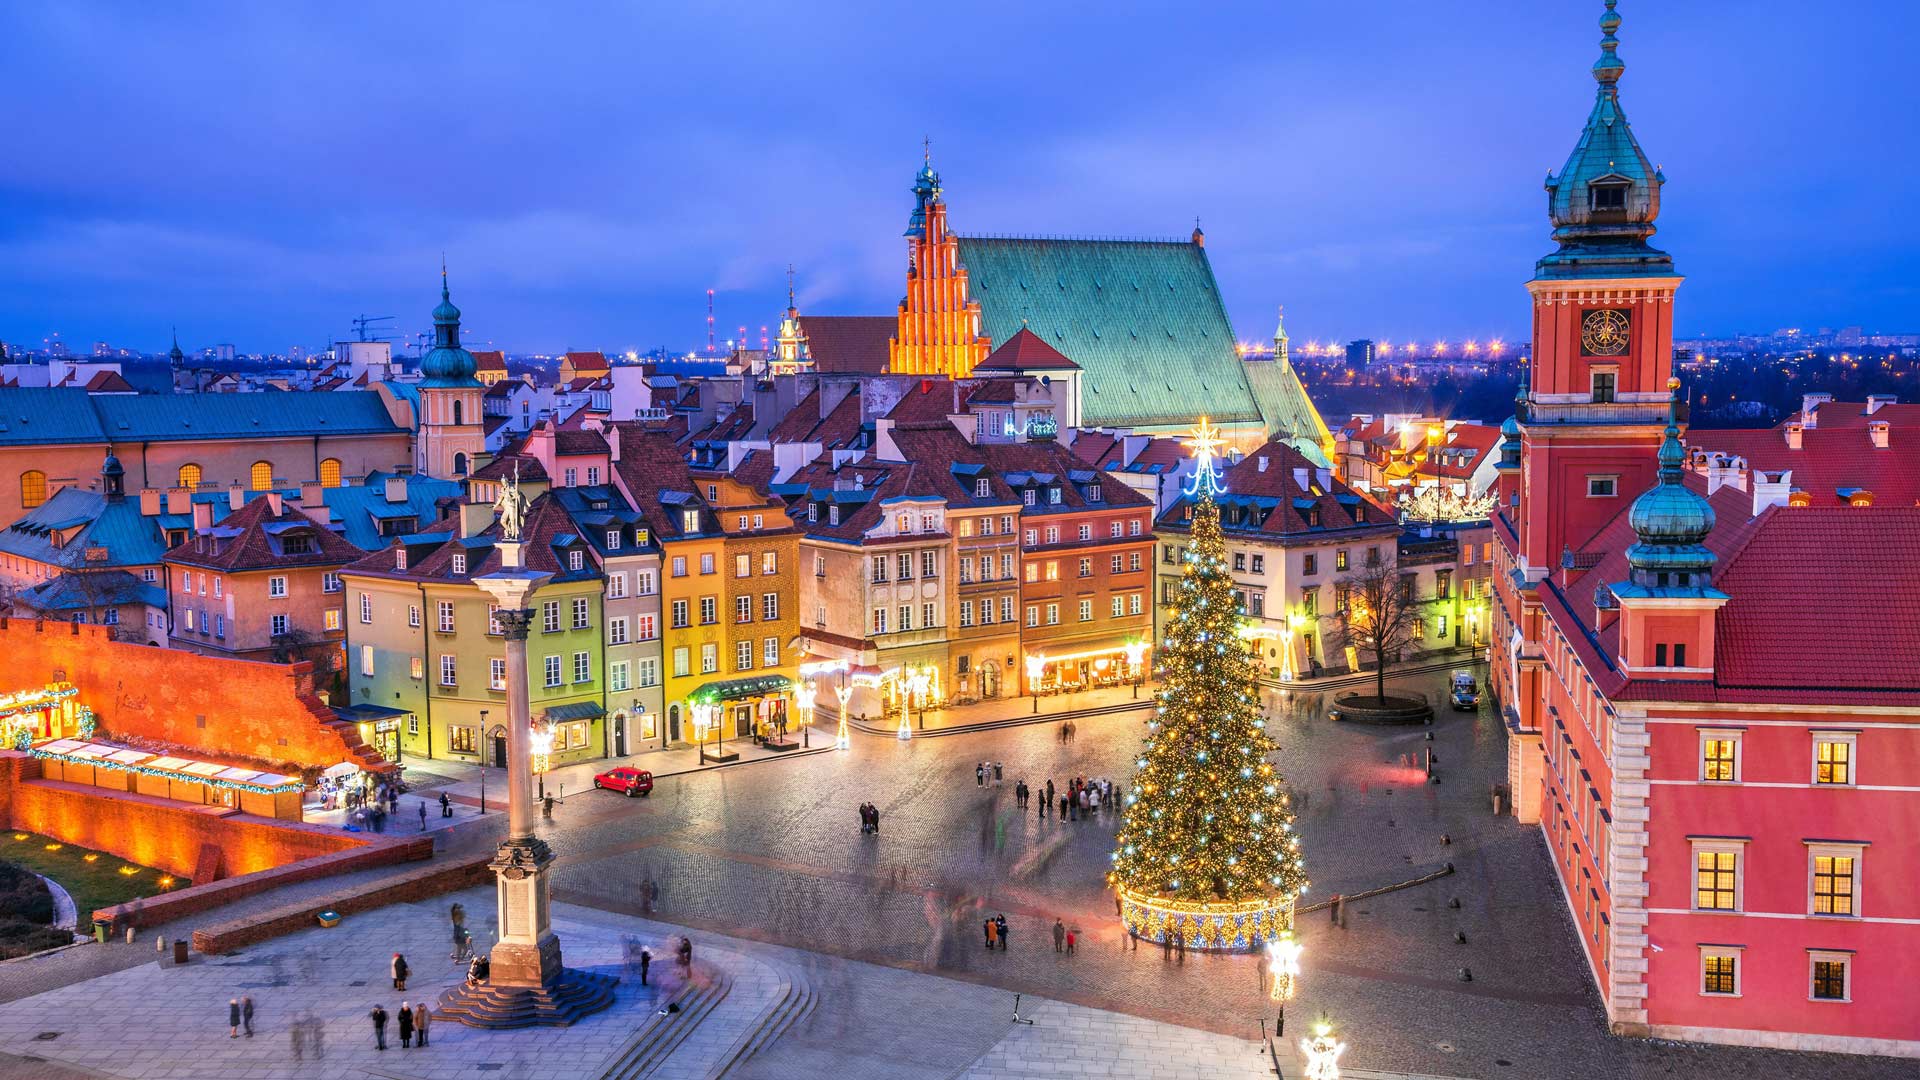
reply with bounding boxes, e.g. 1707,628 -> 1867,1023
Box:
1515,0 -> 1683,580
888,151 -> 990,378
414,270 -> 486,479
771,267 -> 814,375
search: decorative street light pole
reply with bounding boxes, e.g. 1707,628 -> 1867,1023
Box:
476,709 -> 488,814
1025,652 -> 1047,714
1266,930 -> 1304,1001
1122,639 -> 1148,699
833,683 -> 852,751
1300,1019 -> 1346,1080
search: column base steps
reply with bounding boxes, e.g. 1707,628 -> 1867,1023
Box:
435,968 -> 620,1029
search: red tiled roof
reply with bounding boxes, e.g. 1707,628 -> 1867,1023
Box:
610,424 -> 703,540
1686,417 -> 1920,507
553,429 -> 610,456
688,404 -> 754,444
886,378 -> 971,425
798,316 -> 894,374
1428,423 -> 1501,480
165,496 -> 363,572
731,450 -> 774,493
472,350 -> 507,372
563,351 -> 610,373
471,451 -> 548,482
1069,431 -> 1119,468
84,370 -> 136,393
978,328 -> 1079,371
768,388 -> 866,451
1159,440 -> 1392,537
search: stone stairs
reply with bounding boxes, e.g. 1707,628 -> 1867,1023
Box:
709,960 -> 818,1078
597,967 -> 734,1080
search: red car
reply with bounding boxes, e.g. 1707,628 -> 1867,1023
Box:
592,767 -> 653,797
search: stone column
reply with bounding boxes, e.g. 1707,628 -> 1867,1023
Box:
473,544 -> 560,989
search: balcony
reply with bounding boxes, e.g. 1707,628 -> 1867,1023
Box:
1517,398 -> 1687,427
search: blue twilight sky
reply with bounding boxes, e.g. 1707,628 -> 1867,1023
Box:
2,1 -> 1916,357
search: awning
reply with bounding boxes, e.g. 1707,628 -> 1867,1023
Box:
330,704 -> 410,723
542,701 -> 606,722
690,674 -> 793,703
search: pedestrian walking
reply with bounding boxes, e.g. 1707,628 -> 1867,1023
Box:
857,802 -> 868,834
413,1002 -> 430,1047
397,1000 -> 413,1048
992,762 -> 1003,785
639,947 -> 651,987
291,1015 -> 305,1062
1061,793 -> 1071,819
228,998 -> 241,1038
996,914 -> 1009,950
1058,721 -> 1068,744
391,952 -> 410,991
975,762 -> 985,787
439,791 -> 453,818
418,801 -> 428,830
984,918 -> 997,949
370,1004 -> 388,1051
1065,929 -> 1077,954
677,936 -> 693,970
242,996 -> 255,1037
1052,918 -> 1066,952
869,805 -> 880,835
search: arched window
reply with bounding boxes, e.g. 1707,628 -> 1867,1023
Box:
250,461 -> 273,491
319,458 -> 343,488
177,463 -> 202,489
452,400 -> 463,426
453,452 -> 469,477
20,470 -> 47,509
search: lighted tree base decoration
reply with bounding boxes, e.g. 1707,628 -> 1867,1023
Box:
1118,889 -> 1295,951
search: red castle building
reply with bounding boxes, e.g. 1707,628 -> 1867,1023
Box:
1491,2 -> 1920,1058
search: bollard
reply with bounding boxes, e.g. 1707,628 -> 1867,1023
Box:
126,926 -> 136,945
1441,833 -> 1451,845
1455,930 -> 1467,944
1448,896 -> 1461,909
1459,966 -> 1473,982
156,935 -> 165,953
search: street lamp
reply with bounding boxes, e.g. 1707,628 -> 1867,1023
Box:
531,722 -> 554,802
833,683 -> 852,751
794,680 -> 816,749
476,709 -> 488,815
1266,930 -> 1304,1001
1122,639 -> 1148,699
1300,1019 -> 1346,1080
1025,652 -> 1047,714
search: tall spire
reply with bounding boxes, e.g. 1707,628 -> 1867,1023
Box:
1593,0 -> 1624,93
421,265 -> 478,386
168,326 -> 184,365
906,142 -> 943,238
1272,305 -> 1290,367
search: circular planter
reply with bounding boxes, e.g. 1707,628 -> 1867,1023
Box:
1331,693 -> 1434,726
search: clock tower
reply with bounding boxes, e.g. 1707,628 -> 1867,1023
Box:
1515,0 -> 1682,580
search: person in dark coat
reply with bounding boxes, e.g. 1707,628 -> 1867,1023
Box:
995,914 -> 1009,950
391,952 -> 409,991
228,998 -> 241,1038
397,1000 -> 413,1048
639,946 -> 651,987
241,996 -> 254,1037
370,1004 -> 388,1050
439,791 -> 453,817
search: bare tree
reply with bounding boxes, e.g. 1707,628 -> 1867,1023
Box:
1334,560 -> 1423,704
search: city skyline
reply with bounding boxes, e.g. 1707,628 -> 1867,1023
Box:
3,3 -> 1917,354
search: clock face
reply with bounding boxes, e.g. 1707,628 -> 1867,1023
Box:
1581,308 -> 1631,357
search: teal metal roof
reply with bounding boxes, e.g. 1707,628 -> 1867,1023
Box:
690,674 -> 793,702
0,388 -> 405,447
0,486 -> 209,568
954,236 -> 1261,430
18,569 -> 167,613
320,471 -> 462,551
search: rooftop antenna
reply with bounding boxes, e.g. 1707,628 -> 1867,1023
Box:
706,289 -> 716,355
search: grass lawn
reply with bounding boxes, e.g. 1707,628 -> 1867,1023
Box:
0,831 -> 187,933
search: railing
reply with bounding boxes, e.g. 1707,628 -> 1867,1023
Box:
1518,398 -> 1688,426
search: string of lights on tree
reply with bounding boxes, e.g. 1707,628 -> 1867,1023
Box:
1109,419 -> 1308,944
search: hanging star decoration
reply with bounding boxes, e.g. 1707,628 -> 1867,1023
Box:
1181,416 -> 1227,498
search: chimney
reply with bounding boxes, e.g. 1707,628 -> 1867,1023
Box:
1866,394 -> 1896,416
1752,469 -> 1792,514
1784,421 -> 1804,450
1800,393 -> 1832,426
166,487 -> 190,514
264,491 -> 284,516
874,418 -> 901,461
191,501 -> 214,532
1869,420 -> 1890,449
139,488 -> 161,516
299,480 -> 324,506
227,485 -> 245,510
384,475 -> 408,502
459,499 -> 494,539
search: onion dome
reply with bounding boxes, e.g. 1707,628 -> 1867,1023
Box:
1497,413 -> 1522,469
1625,382 -> 1715,586
1538,1 -> 1673,280
419,269 -> 480,388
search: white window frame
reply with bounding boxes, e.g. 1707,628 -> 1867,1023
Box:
1698,728 -> 1742,784
1586,475 -> 1619,498
360,593 -> 373,624
1690,838 -> 1747,912
544,654 -> 562,687
1806,842 -> 1866,918
763,637 -> 779,666
451,553 -> 466,576
1808,950 -> 1853,1003
1810,731 -> 1858,787
440,654 -> 457,687
1699,945 -> 1742,997
490,657 -> 507,690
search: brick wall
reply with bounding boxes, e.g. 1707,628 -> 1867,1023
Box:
0,617 -> 377,774
191,853 -> 492,953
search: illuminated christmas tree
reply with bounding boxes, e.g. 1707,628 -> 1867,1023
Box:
1110,419 -> 1308,948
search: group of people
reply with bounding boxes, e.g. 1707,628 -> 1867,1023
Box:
339,781 -> 407,832
1017,775 -> 1116,821
1056,720 -> 1078,744
857,802 -> 882,834
367,1001 -> 430,1050
974,761 -> 1004,786
982,912 -> 1011,949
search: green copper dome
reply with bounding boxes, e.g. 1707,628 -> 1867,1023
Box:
905,154 -> 943,238
419,273 -> 480,388
1496,413 -> 1522,470
1625,386 -> 1716,585
1538,1 -> 1673,281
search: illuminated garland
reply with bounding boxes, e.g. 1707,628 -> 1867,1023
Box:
27,748 -> 304,796
0,684 -> 78,721
1109,418 -> 1309,921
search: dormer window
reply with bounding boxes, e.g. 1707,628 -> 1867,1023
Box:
606,530 -> 622,550
828,505 -> 840,526
569,549 -> 584,571
1088,484 -> 1103,502
974,478 -> 990,498
1022,490 -> 1036,507
1048,487 -> 1062,505
451,552 -> 466,575
395,548 -> 408,571
1589,179 -> 1629,212
681,510 -> 699,532
807,504 -> 818,524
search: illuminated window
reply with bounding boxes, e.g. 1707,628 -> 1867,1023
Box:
19,470 -> 46,509
319,458 -> 342,488
1693,844 -> 1741,911
1810,952 -> 1851,1002
177,463 -> 202,489
250,461 -> 273,491
1700,951 -> 1739,996
1813,734 -> 1854,785
1699,730 -> 1740,782
1810,846 -> 1862,916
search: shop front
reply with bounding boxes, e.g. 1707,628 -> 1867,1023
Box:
538,700 -> 606,767
688,674 -> 794,758
0,682 -> 92,747
1022,640 -> 1151,696
331,704 -> 411,767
